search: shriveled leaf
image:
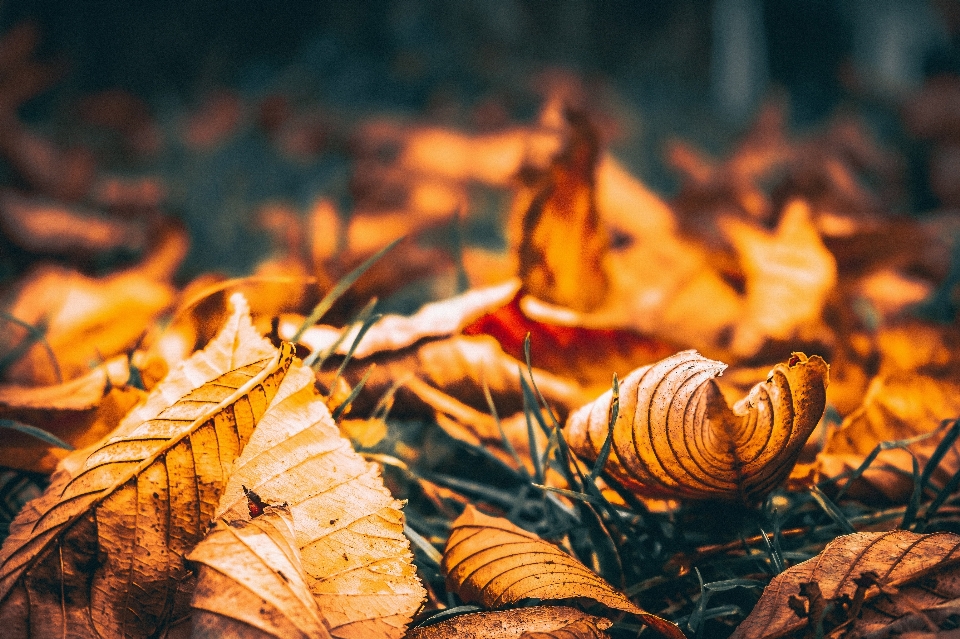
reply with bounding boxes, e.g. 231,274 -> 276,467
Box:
441,505 -> 684,639
405,606 -> 612,639
188,506 -> 331,639
721,200 -> 837,357
216,360 -> 425,639
285,279 -> 521,359
0,294 -> 293,638
732,530 -> 960,639
817,372 -> 960,501
566,349 -> 829,502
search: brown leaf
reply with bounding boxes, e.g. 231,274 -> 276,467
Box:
215,359 -> 425,639
0,190 -> 147,258
405,606 -> 612,639
188,506 -> 332,639
511,108 -> 610,312
731,531 -> 960,639
0,294 -> 293,638
817,373 -> 960,502
441,505 -> 684,639
566,350 -> 829,502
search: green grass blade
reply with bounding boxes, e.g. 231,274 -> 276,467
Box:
1,419 -> 74,450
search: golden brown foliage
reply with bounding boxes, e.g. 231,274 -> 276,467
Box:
567,350 -> 829,501
441,506 -> 684,639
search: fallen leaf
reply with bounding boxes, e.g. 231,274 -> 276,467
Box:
188,505 -> 332,639
817,373 -> 960,502
0,293 -> 293,638
1,264 -> 174,385
720,199 -> 838,357
0,355 -> 145,472
463,291 -> 677,392
566,349 -> 829,502
441,505 -> 684,639
405,606 -> 612,639
511,108 -> 610,312
215,359 -> 426,639
731,530 -> 960,639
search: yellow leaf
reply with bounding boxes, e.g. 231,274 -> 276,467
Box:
404,606 -> 612,639
566,349 -> 828,502
732,531 -> 960,639
216,360 -> 425,639
817,372 -> 960,502
188,506 -> 332,639
720,199 -> 837,357
441,505 -> 684,639
0,293 -> 293,638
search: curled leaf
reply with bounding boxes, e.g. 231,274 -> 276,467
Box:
732,531 -> 960,639
441,505 -> 683,639
188,506 -> 332,639
0,294 -> 293,638
216,360 -> 425,639
566,349 -> 828,502
405,606 -> 612,639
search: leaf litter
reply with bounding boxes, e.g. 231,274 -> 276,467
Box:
1,30 -> 960,639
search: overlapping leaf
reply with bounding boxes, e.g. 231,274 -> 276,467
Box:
441,505 -> 684,639
0,294 -> 293,638
188,506 -> 332,639
405,606 -> 612,639
215,360 -> 426,639
566,349 -> 829,501
732,531 -> 960,639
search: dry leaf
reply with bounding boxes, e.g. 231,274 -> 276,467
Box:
0,294 -> 293,638
405,606 -> 612,639
566,349 -> 829,502
0,355 -> 145,472
1,264 -> 174,385
441,505 -> 684,639
720,199 -> 837,357
731,530 -> 960,639
817,373 -> 960,502
0,190 -> 147,258
188,505 -> 332,639
215,359 -> 425,639
511,108 -> 610,312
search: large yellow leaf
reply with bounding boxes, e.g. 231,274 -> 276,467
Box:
566,350 -> 828,502
215,360 -> 425,639
0,294 -> 293,638
188,506 -> 332,639
404,606 -> 612,639
732,531 -> 960,639
441,506 -> 684,639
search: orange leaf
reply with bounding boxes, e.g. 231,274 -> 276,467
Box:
405,606 -> 612,639
441,505 -> 684,639
566,350 -> 829,502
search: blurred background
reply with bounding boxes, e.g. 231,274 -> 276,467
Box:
0,0 -> 957,289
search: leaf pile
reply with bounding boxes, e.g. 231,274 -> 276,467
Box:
2,20 -> 960,639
